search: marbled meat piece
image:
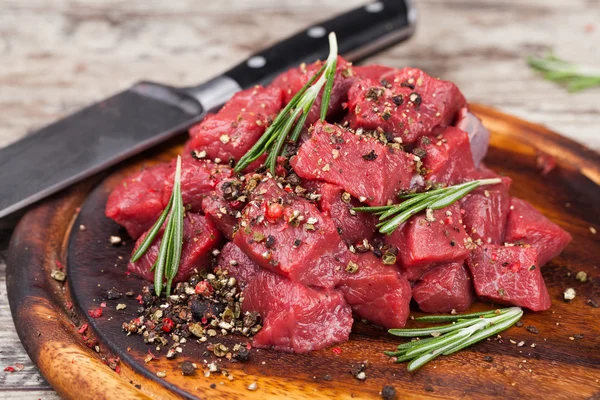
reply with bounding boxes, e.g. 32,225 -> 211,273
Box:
460,166 -> 512,245
353,65 -> 398,82
128,213 -> 223,283
467,244 -> 551,311
385,203 -> 471,268
201,177 -> 246,240
291,121 -> 415,206
218,242 -> 353,353
337,252 -> 412,328
505,197 -> 572,266
412,262 -> 475,313
414,126 -> 475,185
347,68 -> 466,144
105,163 -> 170,239
317,182 -> 377,244
162,158 -> 232,212
233,178 -> 345,288
185,86 -> 283,164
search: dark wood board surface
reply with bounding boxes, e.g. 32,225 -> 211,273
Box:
6,105 -> 600,399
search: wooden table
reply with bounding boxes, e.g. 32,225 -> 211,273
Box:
0,0 -> 598,398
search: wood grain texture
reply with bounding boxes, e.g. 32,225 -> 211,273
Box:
1,0 -> 600,397
6,106 -> 600,399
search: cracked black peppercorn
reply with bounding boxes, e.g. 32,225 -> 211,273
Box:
526,325 -> 539,334
106,287 -> 123,300
234,347 -> 251,362
381,385 -> 396,400
181,361 -> 196,376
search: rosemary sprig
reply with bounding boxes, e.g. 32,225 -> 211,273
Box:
353,178 -> 502,235
130,156 -> 184,297
527,53 -> 600,92
234,32 -> 339,174
385,307 -> 523,371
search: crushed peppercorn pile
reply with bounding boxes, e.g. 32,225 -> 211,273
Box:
106,60 -> 572,353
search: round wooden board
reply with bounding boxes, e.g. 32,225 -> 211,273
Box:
6,104 -> 600,400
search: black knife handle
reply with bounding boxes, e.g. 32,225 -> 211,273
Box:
187,0 -> 416,102
227,0 -> 415,88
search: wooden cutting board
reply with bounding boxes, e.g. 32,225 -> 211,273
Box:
6,104 -> 600,400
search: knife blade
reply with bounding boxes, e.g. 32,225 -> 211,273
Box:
0,0 -> 417,219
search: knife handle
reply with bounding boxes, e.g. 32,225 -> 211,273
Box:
185,0 -> 416,110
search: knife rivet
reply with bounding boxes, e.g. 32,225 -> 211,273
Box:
307,26 -> 326,38
247,56 -> 266,69
365,1 -> 384,13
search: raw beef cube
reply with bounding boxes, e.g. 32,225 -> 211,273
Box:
185,86 -> 283,163
243,273 -> 353,353
318,183 -> 377,244
128,213 -> 223,283
353,65 -> 398,82
234,178 -> 345,288
270,56 -> 356,125
385,203 -> 471,268
397,264 -> 434,282
291,121 -> 415,206
163,158 -> 232,212
216,242 -> 260,288
412,263 -> 475,313
455,107 -> 490,167
337,253 -> 412,328
218,242 -> 353,353
347,68 -> 466,144
505,197 -> 572,266
467,244 -> 551,311
105,163 -> 170,239
201,177 -> 246,240
414,126 -> 476,185
460,168 -> 512,245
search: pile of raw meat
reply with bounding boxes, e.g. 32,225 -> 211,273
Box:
106,58 -> 572,353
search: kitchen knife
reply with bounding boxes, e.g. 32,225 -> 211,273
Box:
0,0 -> 417,219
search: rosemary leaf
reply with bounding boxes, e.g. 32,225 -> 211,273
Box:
355,178 -> 502,235
129,156 -> 184,297
385,307 -> 523,371
234,32 -> 339,174
527,53 -> 600,92
130,195 -> 172,262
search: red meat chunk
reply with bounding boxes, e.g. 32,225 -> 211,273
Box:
337,253 -> 412,328
218,242 -> 353,353
291,121 -> 415,206
412,263 -> 475,313
415,126 -> 475,185
162,158 -> 232,212
105,163 -> 170,239
233,178 -> 345,288
185,86 -> 283,163
467,244 -> 551,311
128,213 -> 223,283
505,197 -> 572,266
353,65 -> 397,82
397,264 -> 434,282
216,242 -> 261,287
318,183 -> 376,245
347,68 -> 466,144
385,203 -> 471,268
455,107 -> 489,167
270,56 -> 356,125
201,177 -> 245,240
460,168 -> 512,245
